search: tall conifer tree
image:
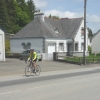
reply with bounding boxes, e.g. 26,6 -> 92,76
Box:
27,0 -> 36,20
0,0 -> 8,32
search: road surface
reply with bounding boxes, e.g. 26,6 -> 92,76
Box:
0,67 -> 100,100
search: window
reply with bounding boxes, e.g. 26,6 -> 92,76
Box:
81,27 -> 84,38
75,43 -> 78,51
21,42 -> 31,49
59,43 -> 64,51
81,43 -> 84,51
21,42 -> 26,49
54,28 -> 59,33
27,42 -> 31,49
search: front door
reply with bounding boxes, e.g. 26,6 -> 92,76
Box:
67,43 -> 73,56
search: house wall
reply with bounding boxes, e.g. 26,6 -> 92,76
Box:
45,38 -> 72,52
42,38 -> 73,60
0,29 -> 5,61
75,20 -> 88,52
92,31 -> 100,54
10,38 -> 44,53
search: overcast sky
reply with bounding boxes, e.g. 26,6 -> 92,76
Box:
26,0 -> 100,33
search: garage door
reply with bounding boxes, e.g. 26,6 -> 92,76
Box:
0,35 -> 3,61
48,43 -> 56,53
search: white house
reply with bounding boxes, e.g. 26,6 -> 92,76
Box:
10,12 -> 89,60
0,28 -> 5,61
92,30 -> 100,54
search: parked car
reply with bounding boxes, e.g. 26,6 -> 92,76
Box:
19,49 -> 42,61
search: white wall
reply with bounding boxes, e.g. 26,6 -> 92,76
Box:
10,38 -> 43,53
92,31 -> 100,54
46,38 -> 69,52
0,29 -> 5,61
75,20 -> 88,52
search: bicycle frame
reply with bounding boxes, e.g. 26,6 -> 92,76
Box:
25,59 -> 41,76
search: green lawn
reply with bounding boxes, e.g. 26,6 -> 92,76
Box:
64,54 -> 100,63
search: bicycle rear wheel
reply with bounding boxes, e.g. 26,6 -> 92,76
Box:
25,65 -> 32,77
35,65 -> 41,76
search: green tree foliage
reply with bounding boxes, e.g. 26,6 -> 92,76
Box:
87,27 -> 93,38
88,46 -> 92,54
48,14 -> 59,19
27,0 -> 36,20
6,0 -> 21,33
16,0 -> 31,27
5,40 -> 10,53
0,0 -> 36,34
0,0 -> 9,32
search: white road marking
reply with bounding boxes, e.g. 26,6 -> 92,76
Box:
0,83 -> 57,95
0,90 -> 22,95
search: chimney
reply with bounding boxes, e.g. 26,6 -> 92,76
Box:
34,11 -> 44,22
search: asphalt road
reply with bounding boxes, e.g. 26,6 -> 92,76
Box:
0,58 -> 100,77
0,67 -> 100,88
0,67 -> 100,100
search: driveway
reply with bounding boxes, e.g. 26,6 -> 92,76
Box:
0,58 -> 100,76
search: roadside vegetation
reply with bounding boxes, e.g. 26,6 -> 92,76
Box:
64,46 -> 100,64
64,53 -> 100,64
0,0 -> 35,34
5,40 -> 10,53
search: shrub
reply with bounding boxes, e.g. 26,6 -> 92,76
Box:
5,40 -> 10,53
88,46 -> 92,54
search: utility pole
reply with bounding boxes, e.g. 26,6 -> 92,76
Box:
83,0 -> 87,65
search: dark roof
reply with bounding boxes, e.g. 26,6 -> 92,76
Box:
11,17 -> 83,39
92,30 -> 100,40
0,27 -> 5,33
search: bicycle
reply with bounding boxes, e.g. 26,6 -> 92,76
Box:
25,59 -> 41,76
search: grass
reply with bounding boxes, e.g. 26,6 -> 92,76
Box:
64,54 -> 100,63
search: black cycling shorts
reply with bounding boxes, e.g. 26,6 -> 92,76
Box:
33,58 -> 37,62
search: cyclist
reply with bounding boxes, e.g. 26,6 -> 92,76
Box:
27,49 -> 37,72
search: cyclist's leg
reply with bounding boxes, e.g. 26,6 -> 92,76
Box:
35,65 -> 41,76
32,59 -> 37,72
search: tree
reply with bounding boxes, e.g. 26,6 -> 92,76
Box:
0,0 -> 9,32
16,0 -> 31,27
27,0 -> 36,20
5,40 -> 10,53
0,0 -> 36,34
48,14 -> 59,19
87,27 -> 93,37
6,0 -> 21,33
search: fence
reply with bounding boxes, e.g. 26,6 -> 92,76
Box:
53,52 -> 100,65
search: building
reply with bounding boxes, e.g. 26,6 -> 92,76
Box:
10,12 -> 88,60
92,30 -> 100,54
0,28 -> 5,61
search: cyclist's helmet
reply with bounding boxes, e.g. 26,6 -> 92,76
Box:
30,49 -> 34,53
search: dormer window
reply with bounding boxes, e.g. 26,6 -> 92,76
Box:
54,28 -> 59,33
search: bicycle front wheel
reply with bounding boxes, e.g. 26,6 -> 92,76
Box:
25,66 -> 32,77
35,65 -> 41,76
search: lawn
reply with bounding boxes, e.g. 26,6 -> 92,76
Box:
64,54 -> 100,64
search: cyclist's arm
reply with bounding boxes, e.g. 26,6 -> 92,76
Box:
27,54 -> 31,61
32,52 -> 36,61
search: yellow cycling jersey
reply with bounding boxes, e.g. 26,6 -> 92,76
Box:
28,52 -> 37,61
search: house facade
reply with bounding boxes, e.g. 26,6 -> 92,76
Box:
0,28 -> 5,61
92,30 -> 100,54
10,12 -> 88,60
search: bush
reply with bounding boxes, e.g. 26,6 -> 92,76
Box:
5,40 -> 10,53
88,46 -> 92,54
